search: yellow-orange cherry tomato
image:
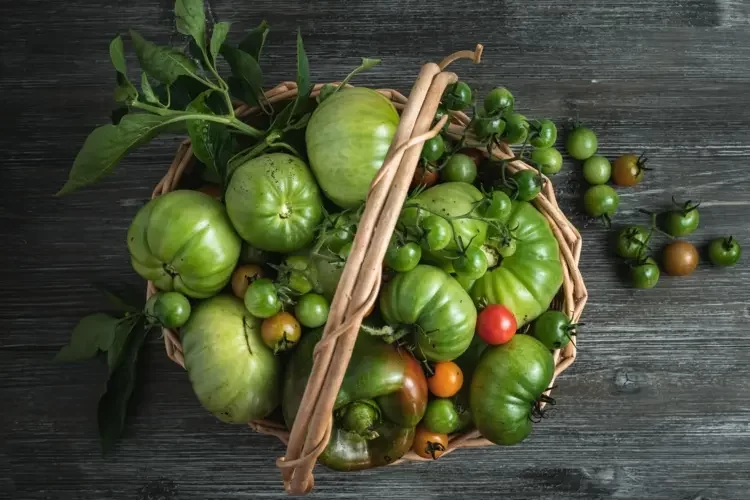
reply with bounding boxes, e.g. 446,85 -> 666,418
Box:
412,426 -> 449,460
231,264 -> 264,298
427,361 -> 464,398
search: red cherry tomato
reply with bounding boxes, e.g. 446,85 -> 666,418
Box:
476,304 -> 517,345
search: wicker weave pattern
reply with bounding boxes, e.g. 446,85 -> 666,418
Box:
147,47 -> 587,495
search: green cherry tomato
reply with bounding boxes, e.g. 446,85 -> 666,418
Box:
529,119 -> 557,148
442,154 -> 478,184
295,293 -> 330,328
483,191 -> 513,222
532,310 -> 576,350
615,226 -> 651,260
708,236 -> 742,267
503,113 -> 529,144
338,241 -> 354,260
531,147 -> 563,175
385,242 -> 422,272
454,246 -> 489,280
566,126 -> 598,160
423,398 -> 460,434
484,87 -> 515,116
631,257 -> 660,289
244,278 -> 281,319
442,81 -> 472,111
473,114 -> 506,140
422,134 -> 446,163
512,169 -> 543,201
583,185 -> 619,218
421,215 -> 453,251
434,105 -> 451,131
496,236 -> 517,258
582,155 -> 611,185
663,200 -> 700,237
288,271 -> 313,295
153,291 -> 192,328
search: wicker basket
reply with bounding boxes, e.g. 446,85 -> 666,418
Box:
147,46 -> 587,495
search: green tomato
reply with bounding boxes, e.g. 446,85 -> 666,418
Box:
434,105 -> 451,131
421,216 -> 453,251
531,147 -> 563,175
631,257 -> 660,289
503,113 -> 529,144
181,295 -> 280,423
496,236 -> 517,258
532,310 -> 575,350
583,185 -> 619,218
473,115 -> 506,140
423,399 -> 460,434
338,241 -> 353,260
484,87 -> 514,116
442,81 -> 472,111
244,278 -> 281,318
127,190 -> 241,299
616,226 -> 651,260
421,135 -> 446,163
442,154 -> 478,184
708,236 -> 741,267
225,153 -> 323,253
471,335 -> 554,445
306,87 -> 400,208
529,119 -> 557,148
664,202 -> 700,237
385,242 -> 422,272
472,201 -> 563,327
288,271 -> 313,295
154,291 -> 192,328
582,155 -> 611,185
483,191 -> 513,223
512,169 -> 543,202
295,293 -> 330,328
566,126 -> 598,160
380,265 -> 477,361
454,246 -> 489,280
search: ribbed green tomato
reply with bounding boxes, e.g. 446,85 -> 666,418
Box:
471,201 -> 563,327
180,295 -> 281,423
225,153 -> 323,253
380,265 -> 477,361
127,190 -> 241,299
471,334 -> 554,445
306,87 -> 400,208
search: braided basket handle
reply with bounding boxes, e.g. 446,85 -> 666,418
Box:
276,46 -> 484,495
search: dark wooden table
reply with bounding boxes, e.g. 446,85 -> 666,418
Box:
3,0 -> 750,498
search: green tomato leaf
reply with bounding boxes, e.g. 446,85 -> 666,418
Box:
140,73 -> 159,104
54,313 -> 119,363
98,319 -> 151,455
320,57 -> 381,103
110,106 -> 129,125
129,29 -> 199,85
58,113 -> 174,194
187,90 -> 233,186
152,74 -> 211,111
106,315 -> 141,375
238,20 -> 269,61
93,285 -> 141,314
226,76 -> 259,107
220,44 -> 265,108
109,35 -> 128,74
209,21 -> 231,63
270,31 -> 311,130
175,0 -> 206,49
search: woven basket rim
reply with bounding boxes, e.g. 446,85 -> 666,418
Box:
147,50 -> 587,495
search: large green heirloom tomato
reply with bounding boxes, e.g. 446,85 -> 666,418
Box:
283,328 -> 428,471
400,182 -> 488,262
471,201 -> 563,326
180,295 -> 281,423
470,334 -> 554,445
225,153 -> 323,253
127,190 -> 241,299
306,87 -> 400,208
380,265 -> 476,361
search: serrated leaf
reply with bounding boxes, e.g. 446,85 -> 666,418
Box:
106,315 -> 141,374
58,113 -> 175,194
210,22 -> 231,62
175,0 -> 206,49
187,91 -> 233,185
129,29 -> 198,85
220,44 -> 264,107
140,73 -> 158,104
98,319 -> 151,455
109,35 -> 128,74
238,20 -> 269,61
54,313 -> 119,362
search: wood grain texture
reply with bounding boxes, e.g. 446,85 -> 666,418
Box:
2,0 -> 750,498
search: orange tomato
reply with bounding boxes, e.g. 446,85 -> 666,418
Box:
412,426 -> 448,460
427,361 -> 464,398
411,166 -> 439,188
231,264 -> 264,298
261,312 -> 301,353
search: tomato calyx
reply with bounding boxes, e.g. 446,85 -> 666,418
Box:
530,391 -> 557,423
336,400 -> 382,440
424,440 -> 447,459
671,195 -> 700,217
722,235 -> 736,251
